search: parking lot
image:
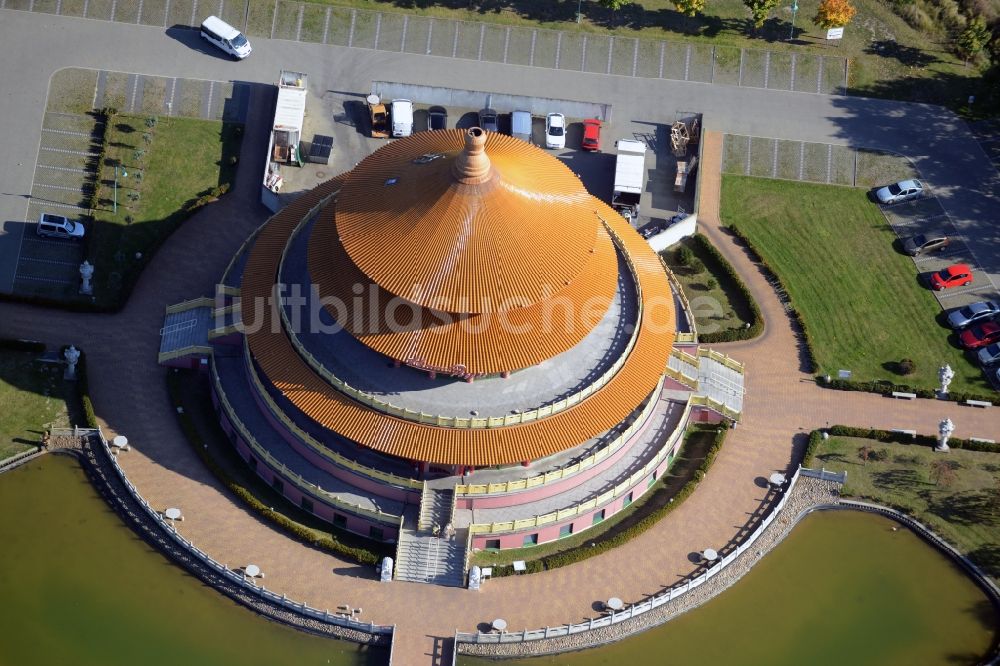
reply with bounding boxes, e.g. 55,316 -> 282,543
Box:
2,67 -> 249,299
272,83 -> 695,228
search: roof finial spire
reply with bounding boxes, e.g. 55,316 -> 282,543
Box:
452,127 -> 492,184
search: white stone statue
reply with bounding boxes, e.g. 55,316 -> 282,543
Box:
63,345 -> 80,380
936,417 -> 954,452
79,260 -> 94,295
379,556 -> 393,583
468,565 -> 482,591
938,364 -> 954,395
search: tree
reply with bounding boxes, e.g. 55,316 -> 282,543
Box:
744,0 -> 779,31
812,0 -> 856,29
674,0 -> 706,18
598,0 -> 630,10
930,459 -> 956,487
956,17 -> 990,64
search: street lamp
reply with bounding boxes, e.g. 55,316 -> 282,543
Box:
114,162 -> 127,214
789,0 -> 798,41
577,0 -> 583,24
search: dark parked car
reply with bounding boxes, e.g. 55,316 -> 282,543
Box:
478,108 -> 499,132
902,231 -> 949,256
960,321 -> 1000,350
977,343 -> 1000,366
947,300 -> 1000,329
427,106 -> 447,131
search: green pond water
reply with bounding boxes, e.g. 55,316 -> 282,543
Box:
461,510 -> 999,666
0,455 -> 385,666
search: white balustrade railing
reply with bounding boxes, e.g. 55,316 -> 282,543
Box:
457,465 -> 810,644
89,426 -> 393,636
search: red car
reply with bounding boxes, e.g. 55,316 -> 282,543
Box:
930,263 -> 972,290
581,119 -> 601,151
960,321 -> 1000,349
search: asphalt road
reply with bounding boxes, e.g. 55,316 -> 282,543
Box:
1,10 -> 998,297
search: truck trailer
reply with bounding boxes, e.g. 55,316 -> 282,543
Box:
611,139 -> 646,222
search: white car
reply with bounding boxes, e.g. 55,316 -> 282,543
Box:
873,179 -> 923,205
545,113 -> 566,150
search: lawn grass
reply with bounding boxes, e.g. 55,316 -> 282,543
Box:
719,175 -> 989,395
0,351 -> 71,460
274,0 -> 991,111
88,115 -> 241,308
814,435 -> 1000,582
661,236 -> 756,338
469,424 -> 718,570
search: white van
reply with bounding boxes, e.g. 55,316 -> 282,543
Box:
390,99 -> 413,137
37,213 -> 85,240
511,110 -> 532,144
200,16 -> 252,60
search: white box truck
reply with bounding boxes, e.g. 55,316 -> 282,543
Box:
391,99 -> 413,137
612,139 -> 646,222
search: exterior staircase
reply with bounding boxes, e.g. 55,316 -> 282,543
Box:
394,484 -> 467,587
667,346 -> 745,419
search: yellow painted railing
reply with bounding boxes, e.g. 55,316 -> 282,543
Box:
157,345 -> 213,364
664,365 -> 698,390
697,347 -> 745,373
467,397 -> 692,535
165,297 -> 214,315
674,332 -> 697,344
212,359 -> 402,523
242,339 -> 423,490
275,214 -> 646,430
661,259 -> 698,341
690,394 -> 741,421
208,325 -> 240,340
455,377 -> 665,496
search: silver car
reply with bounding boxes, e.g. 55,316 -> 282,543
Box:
977,343 -> 1000,366
947,300 -> 1000,329
874,179 -> 923,205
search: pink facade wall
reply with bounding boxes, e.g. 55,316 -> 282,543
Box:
215,390 -> 399,542
458,391 -> 668,511
241,362 -> 419,503
470,445 -> 677,551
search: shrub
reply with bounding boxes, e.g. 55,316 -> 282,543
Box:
165,371 -> 381,565
689,234 -> 764,344
827,424 -> 1000,453
676,245 -> 695,267
898,358 -> 916,375
725,224 -> 815,370
0,338 -> 46,353
493,425 -> 729,575
803,429 -> 824,466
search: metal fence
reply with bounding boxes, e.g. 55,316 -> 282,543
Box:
722,134 -> 919,189
4,0 -> 848,95
85,425 -> 394,636
457,464 -> 824,645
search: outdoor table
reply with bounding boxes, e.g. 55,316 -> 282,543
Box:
164,507 -> 182,521
606,597 -> 624,611
245,564 -> 261,578
703,548 -> 718,563
769,472 -> 787,486
111,435 -> 128,449
492,618 -> 507,632
512,560 -> 526,573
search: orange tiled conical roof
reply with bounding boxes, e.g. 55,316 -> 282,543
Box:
335,128 -> 603,314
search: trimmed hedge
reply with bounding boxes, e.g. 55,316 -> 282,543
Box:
492,424 -> 730,576
165,371 -> 381,566
818,376 -> 996,405
826,424 -> 1000,454
0,338 -> 46,353
724,224 -> 817,371
688,233 -> 764,344
70,347 -> 98,428
802,429 -> 824,467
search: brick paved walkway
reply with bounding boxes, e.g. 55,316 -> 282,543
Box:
1,128 -> 997,665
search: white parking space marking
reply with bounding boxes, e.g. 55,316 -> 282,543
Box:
37,164 -> 92,174
19,257 -> 81,267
